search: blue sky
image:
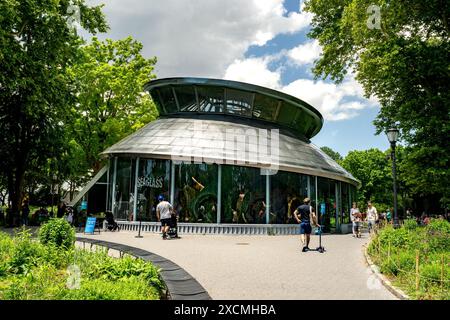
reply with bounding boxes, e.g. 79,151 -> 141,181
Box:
87,0 -> 391,156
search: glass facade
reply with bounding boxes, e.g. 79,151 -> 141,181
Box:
136,159 -> 171,222
221,165 -> 266,224
113,158 -> 136,221
107,157 -> 357,233
174,163 -> 218,223
148,84 -> 320,139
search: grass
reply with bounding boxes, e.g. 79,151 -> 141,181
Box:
0,228 -> 164,300
367,219 -> 450,300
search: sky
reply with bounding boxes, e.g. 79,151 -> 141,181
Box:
84,0 -> 391,156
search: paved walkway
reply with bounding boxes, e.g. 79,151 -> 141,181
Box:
77,231 -> 396,300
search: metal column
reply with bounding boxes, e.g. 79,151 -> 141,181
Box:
217,165 -> 222,224
133,157 -> 140,222
170,161 -> 175,204
315,176 -> 318,217
111,157 -> 118,216
266,174 -> 270,224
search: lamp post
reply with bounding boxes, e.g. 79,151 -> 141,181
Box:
386,128 -> 400,229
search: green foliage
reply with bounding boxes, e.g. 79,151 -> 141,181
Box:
340,149 -> 392,205
0,0 -> 108,223
304,0 -> 450,207
66,36 -> 158,175
403,219 -> 418,231
39,218 -> 75,249
0,231 -> 163,300
369,219 -> 449,299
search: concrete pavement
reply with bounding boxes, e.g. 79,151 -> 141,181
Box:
77,231 -> 397,300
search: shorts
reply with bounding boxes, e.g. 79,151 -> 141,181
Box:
161,218 -> 171,227
300,222 -> 312,235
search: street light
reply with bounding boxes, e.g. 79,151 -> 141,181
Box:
386,128 -> 400,228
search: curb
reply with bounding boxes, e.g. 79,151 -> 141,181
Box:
76,237 -> 211,300
363,244 -> 410,300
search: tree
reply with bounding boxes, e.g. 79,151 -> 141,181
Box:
304,0 -> 450,209
320,146 -> 343,162
67,37 -> 158,177
340,149 -> 392,205
0,0 -> 107,226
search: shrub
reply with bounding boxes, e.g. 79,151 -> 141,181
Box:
378,226 -> 410,248
39,218 -> 75,249
403,219 -> 418,231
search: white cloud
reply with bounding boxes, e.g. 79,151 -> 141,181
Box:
224,54 -> 377,121
224,56 -> 282,89
282,77 -> 378,121
287,39 -> 322,66
87,0 -> 312,78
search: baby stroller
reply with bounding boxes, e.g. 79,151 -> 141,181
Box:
105,211 -> 120,232
167,212 -> 179,238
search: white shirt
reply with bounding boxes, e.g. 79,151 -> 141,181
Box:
157,201 -> 173,220
350,208 -> 360,222
367,206 -> 378,221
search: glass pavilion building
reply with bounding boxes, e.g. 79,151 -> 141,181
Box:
72,78 -> 359,234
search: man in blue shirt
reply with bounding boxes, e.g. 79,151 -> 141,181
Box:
293,198 -> 320,252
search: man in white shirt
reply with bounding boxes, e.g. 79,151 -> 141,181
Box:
156,194 -> 174,240
366,201 -> 378,235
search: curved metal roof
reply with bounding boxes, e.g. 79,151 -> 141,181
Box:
144,77 -> 323,139
103,117 -> 359,186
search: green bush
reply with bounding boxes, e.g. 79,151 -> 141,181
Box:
403,219 -> 418,231
0,230 -> 164,300
378,226 -> 410,248
38,218 -> 75,249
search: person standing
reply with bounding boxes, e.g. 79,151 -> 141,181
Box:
386,208 -> 392,224
350,202 -> 360,237
293,198 -> 320,252
156,194 -> 174,240
21,200 -> 30,226
366,201 -> 378,235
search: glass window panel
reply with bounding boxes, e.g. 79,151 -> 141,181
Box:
252,94 -> 278,121
136,159 -> 171,222
158,86 -> 178,113
221,165 -> 266,224
270,171 -> 309,224
150,88 -> 167,114
225,89 -> 253,117
317,177 -> 337,233
197,86 -> 224,113
276,102 -> 299,128
174,163 -> 218,223
174,86 -> 198,112
113,158 -> 135,221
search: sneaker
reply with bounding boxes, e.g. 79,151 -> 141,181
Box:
302,246 -> 308,252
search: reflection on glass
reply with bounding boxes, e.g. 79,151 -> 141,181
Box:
225,89 -> 253,117
270,171 -> 309,224
221,166 -> 266,224
174,86 -> 198,112
252,94 -> 279,121
158,86 -> 178,113
114,158 -> 135,221
317,177 -> 337,232
197,86 -> 224,113
174,163 -> 218,223
136,159 -> 170,222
